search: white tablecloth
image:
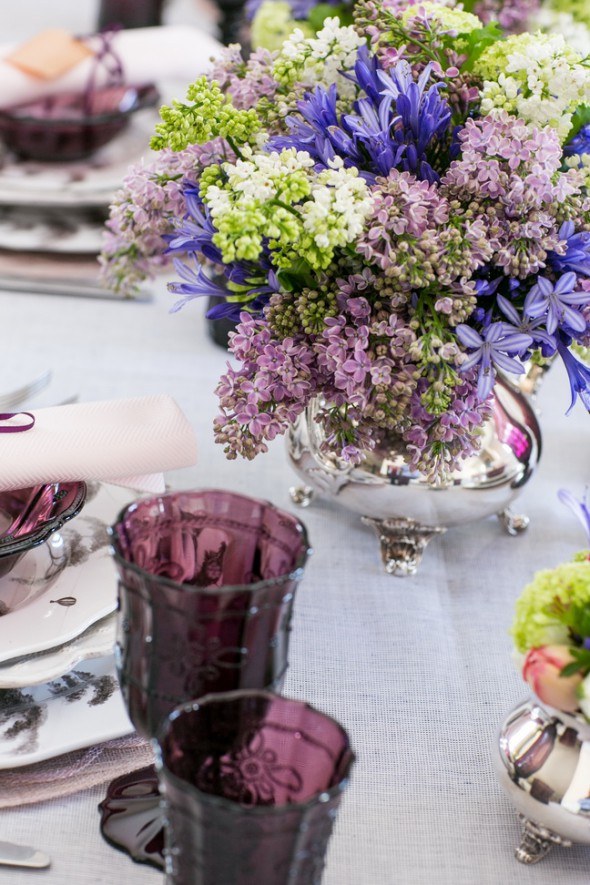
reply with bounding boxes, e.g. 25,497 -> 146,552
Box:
0,278 -> 588,884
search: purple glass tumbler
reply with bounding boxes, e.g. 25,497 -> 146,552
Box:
109,489 -> 310,739
155,690 -> 355,885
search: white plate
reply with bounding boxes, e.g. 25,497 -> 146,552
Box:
0,655 -> 133,768
0,208 -> 105,254
0,483 -> 138,664
0,612 -> 116,688
0,110 -> 156,209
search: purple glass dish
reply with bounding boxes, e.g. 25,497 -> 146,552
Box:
99,766 -> 164,869
0,481 -> 87,579
0,84 -> 159,162
109,489 -> 311,740
155,690 -> 355,885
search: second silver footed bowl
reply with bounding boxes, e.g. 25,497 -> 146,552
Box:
286,375 -> 542,575
495,700 -> 590,865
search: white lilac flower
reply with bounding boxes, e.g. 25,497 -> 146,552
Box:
273,19 -> 364,98
475,33 -> 590,141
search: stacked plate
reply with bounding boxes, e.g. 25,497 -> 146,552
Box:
0,482 -> 137,769
0,107 -> 156,299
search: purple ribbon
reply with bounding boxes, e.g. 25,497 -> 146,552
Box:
0,412 -> 35,433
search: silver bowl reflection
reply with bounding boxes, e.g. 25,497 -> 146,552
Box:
286,376 -> 541,575
494,699 -> 590,864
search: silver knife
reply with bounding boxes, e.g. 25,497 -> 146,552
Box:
0,840 -> 50,869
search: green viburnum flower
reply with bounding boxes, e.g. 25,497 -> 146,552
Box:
251,0 -> 313,52
202,149 -> 372,270
511,559 -> 590,653
151,77 -> 261,152
474,32 -> 590,142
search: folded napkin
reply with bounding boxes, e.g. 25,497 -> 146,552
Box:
0,733 -> 153,808
0,394 -> 197,492
0,25 -> 222,110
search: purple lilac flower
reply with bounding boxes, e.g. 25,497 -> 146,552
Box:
556,340 -> 590,413
456,322 -> 533,400
474,0 -> 539,31
558,487 -> 590,544
524,273 -> 588,336
548,222 -> 590,278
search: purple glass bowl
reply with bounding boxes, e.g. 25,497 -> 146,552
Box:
0,84 -> 159,162
0,481 -> 87,578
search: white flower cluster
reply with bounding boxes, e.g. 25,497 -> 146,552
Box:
273,19 -> 364,98
300,158 -> 373,254
530,7 -> 590,57
477,33 -> 590,142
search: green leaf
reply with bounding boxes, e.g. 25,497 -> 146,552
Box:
460,23 -> 503,72
276,258 -> 313,293
308,3 -> 348,30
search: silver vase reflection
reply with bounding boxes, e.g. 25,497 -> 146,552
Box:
495,700 -> 590,864
286,375 -> 542,575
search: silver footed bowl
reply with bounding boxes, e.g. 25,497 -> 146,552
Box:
286,375 -> 542,575
495,699 -> 590,864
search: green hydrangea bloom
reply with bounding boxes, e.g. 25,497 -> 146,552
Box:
151,77 -> 261,152
511,559 -> 590,653
251,0 -> 313,52
402,2 -> 482,35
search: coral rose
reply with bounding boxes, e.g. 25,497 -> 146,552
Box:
522,645 -> 583,713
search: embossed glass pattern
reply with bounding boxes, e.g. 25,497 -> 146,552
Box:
109,489 -> 310,739
155,690 -> 355,885
0,481 -> 87,578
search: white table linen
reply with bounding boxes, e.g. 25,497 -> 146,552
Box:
0,279 -> 588,884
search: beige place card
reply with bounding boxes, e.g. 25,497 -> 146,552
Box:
5,28 -> 94,80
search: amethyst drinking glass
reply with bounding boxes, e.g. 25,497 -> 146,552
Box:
155,690 -> 355,885
109,489 -> 310,739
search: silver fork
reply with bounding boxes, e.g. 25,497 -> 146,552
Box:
0,370 -> 52,410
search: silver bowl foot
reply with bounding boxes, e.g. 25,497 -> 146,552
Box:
361,517 -> 446,576
515,816 -> 572,865
289,485 -> 315,508
498,508 -> 530,536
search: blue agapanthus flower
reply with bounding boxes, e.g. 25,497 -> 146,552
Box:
556,339 -> 590,414
166,184 -> 280,320
269,46 -> 451,182
456,322 -> 533,400
524,272 -> 588,337
564,123 -> 590,159
549,221 -> 590,277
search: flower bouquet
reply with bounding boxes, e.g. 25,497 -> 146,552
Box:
512,490 -> 590,718
101,3 -> 590,485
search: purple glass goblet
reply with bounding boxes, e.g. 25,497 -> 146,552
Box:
155,690 -> 355,885
109,489 -> 310,739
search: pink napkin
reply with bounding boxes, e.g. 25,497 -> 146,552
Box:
0,25 -> 222,110
0,394 -> 197,492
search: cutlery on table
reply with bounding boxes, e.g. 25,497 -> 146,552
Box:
0,840 -> 50,869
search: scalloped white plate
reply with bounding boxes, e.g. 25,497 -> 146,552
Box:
0,655 -> 133,768
0,483 -> 137,664
0,612 -> 116,688
0,111 -> 156,208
